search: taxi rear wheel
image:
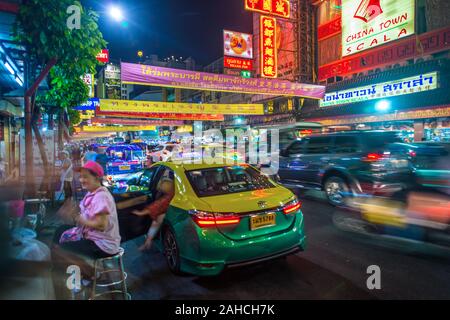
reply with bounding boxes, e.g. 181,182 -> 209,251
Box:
163,227 -> 182,275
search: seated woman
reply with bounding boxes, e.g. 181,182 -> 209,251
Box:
52,161 -> 121,279
132,179 -> 175,251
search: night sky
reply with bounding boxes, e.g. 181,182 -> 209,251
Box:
82,0 -> 253,66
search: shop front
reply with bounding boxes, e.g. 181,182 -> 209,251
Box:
0,99 -> 23,181
301,59 -> 450,142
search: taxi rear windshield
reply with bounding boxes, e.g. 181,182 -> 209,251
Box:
186,166 -> 276,197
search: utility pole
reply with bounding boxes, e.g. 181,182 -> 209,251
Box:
24,57 -> 34,196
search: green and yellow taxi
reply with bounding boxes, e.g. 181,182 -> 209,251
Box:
115,161 -> 306,276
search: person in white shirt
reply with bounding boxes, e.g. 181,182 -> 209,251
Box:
60,151 -> 73,201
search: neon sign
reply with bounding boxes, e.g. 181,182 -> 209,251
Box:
260,15 -> 277,78
320,72 -> 438,108
245,0 -> 290,18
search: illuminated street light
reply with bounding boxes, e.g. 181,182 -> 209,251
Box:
109,5 -> 124,22
375,100 -> 391,112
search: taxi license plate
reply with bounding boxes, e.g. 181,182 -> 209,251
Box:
119,165 -> 131,171
250,213 -> 276,230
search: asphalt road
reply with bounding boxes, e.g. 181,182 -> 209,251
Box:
122,190 -> 450,300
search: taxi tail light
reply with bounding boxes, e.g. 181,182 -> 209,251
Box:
283,199 -> 301,215
189,210 -> 241,228
362,152 -> 384,162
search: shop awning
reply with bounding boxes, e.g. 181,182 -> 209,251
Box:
0,99 -> 23,117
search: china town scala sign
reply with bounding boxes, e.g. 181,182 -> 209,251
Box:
342,0 -> 415,56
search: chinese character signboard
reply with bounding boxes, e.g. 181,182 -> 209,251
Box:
224,30 -> 253,59
260,15 -> 277,78
224,57 -> 253,71
320,72 -> 437,108
245,0 -> 290,18
342,0 -> 415,57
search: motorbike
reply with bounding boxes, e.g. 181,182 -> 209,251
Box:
333,168 -> 450,248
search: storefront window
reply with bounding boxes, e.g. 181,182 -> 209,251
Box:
318,0 -> 341,25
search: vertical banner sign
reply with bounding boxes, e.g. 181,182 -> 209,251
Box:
261,15 -> 277,78
342,0 -> 415,57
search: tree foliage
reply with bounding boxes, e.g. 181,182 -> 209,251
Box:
14,0 -> 106,122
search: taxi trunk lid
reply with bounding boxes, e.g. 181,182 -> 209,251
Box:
198,187 -> 298,241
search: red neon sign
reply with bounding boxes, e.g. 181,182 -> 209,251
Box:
245,0 -> 290,18
224,57 -> 253,71
96,49 -> 109,63
260,15 -> 277,78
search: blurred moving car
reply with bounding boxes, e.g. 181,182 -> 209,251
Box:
113,137 -> 125,144
148,143 -> 179,162
115,162 -> 306,276
336,143 -> 450,248
130,141 -> 148,152
170,144 -> 245,164
277,131 -> 414,206
389,142 -> 449,169
105,170 -> 145,194
105,145 -> 145,177
348,169 -> 450,247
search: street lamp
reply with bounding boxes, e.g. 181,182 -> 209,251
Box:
109,5 -> 124,22
375,100 -> 391,112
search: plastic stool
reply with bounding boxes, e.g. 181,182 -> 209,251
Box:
90,247 -> 130,300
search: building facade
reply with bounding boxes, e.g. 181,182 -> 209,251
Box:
0,0 -> 23,181
300,0 -> 450,142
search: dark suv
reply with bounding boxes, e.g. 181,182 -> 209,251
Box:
277,131 -> 414,206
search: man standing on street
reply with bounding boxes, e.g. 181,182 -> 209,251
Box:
60,151 -> 73,201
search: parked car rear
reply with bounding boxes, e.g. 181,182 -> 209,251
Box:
277,131 -> 414,206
